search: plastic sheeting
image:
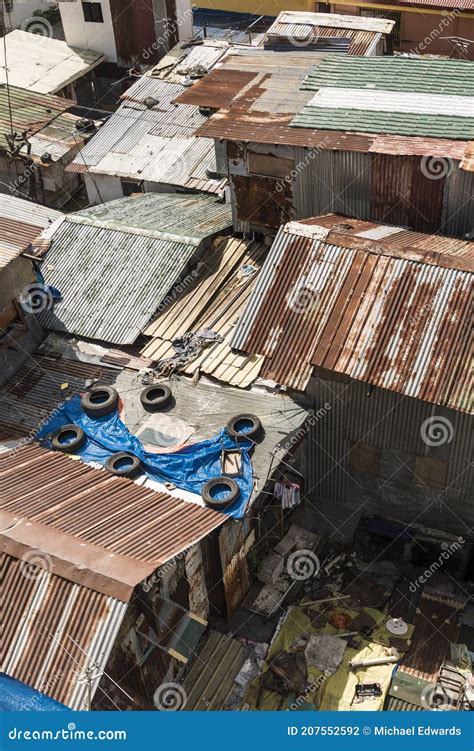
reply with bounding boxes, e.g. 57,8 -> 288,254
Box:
35,396 -> 253,519
0,674 -> 68,712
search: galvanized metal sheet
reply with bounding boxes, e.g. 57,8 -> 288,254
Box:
232,217 -> 473,410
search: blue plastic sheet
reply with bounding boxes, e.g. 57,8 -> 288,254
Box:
0,674 -> 68,712
35,396 -> 253,519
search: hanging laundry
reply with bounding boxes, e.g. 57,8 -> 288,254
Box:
274,478 -> 301,510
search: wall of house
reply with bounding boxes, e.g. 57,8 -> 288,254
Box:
331,1 -> 474,59
58,0 -> 118,62
2,0 -> 54,30
225,141 -> 473,238
84,172 -> 182,204
301,372 -> 473,540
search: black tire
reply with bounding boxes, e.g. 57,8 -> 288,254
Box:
51,424 -> 86,453
81,385 -> 119,417
104,452 -> 141,478
226,413 -> 262,441
140,383 -> 172,411
202,477 -> 240,509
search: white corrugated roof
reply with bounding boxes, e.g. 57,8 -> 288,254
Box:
307,87 -> 474,117
276,11 -> 394,34
0,30 -> 104,94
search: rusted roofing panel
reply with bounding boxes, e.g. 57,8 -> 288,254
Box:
0,444 -> 225,570
401,0 -> 474,7
1,551 -> 126,709
263,11 -> 393,56
0,196 -> 62,269
398,593 -> 464,682
232,217 -> 473,409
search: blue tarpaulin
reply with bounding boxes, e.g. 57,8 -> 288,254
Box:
0,674 -> 68,712
35,396 -> 253,518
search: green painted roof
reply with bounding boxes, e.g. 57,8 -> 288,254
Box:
292,55 -> 474,140
0,85 -> 76,151
300,55 -> 474,96
291,108 -> 474,140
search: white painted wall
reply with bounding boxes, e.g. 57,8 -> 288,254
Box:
4,0 -> 53,30
58,0 -> 117,62
84,173 -> 123,203
175,0 -> 193,42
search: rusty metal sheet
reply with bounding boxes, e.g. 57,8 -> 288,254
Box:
109,0 -> 159,67
232,174 -> 295,230
232,217 -> 473,409
1,550 -> 127,709
0,444 -> 226,574
370,154 -> 446,233
398,593 -> 464,682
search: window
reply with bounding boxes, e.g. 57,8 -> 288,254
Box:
121,180 -> 144,197
82,2 -> 104,23
248,152 -> 295,179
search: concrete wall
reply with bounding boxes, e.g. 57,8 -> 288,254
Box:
59,0 -> 118,62
2,0 -> 53,30
84,172 -> 181,204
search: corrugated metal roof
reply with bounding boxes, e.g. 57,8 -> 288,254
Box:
0,444 -> 225,575
300,55 -> 474,96
0,196 -> 62,269
0,31 -> 104,95
1,551 -> 126,709
263,11 -> 393,56
148,40 -> 231,84
186,51 -> 472,157
69,75 -> 225,194
267,11 -> 394,34
232,216 -> 473,410
38,194 -> 232,345
180,629 -> 250,709
142,236 -> 267,387
398,592 -> 464,682
292,103 -> 474,140
0,85 -> 81,161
